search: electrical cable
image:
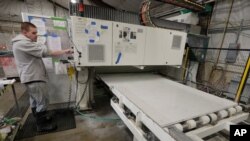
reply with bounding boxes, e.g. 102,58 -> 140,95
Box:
73,64 -> 79,106
76,70 -> 89,84
179,65 -> 230,96
75,83 -> 88,109
215,0 -> 235,66
67,78 -> 72,109
64,19 -> 82,65
75,79 -> 86,109
75,68 -> 90,109
66,22 -> 82,64
62,20 -> 88,110
64,19 -> 80,53
242,121 -> 250,125
188,80 -> 228,96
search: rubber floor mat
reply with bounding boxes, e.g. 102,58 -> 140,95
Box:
15,109 -> 76,140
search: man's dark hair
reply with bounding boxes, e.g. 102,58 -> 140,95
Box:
21,22 -> 36,32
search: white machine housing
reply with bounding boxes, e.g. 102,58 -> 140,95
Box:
145,27 -> 186,65
112,22 -> 146,66
71,16 -> 187,67
71,17 -> 113,66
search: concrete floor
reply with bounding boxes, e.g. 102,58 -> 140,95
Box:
17,116 -> 133,141
1,83 -> 133,141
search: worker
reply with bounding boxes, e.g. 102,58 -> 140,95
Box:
12,22 -> 73,132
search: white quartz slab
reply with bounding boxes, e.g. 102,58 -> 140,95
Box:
100,73 -> 237,127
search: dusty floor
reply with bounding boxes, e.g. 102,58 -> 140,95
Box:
1,83 -> 133,141
17,116 -> 133,141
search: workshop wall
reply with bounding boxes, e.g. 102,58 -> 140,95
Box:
0,0 -> 69,77
0,0 -> 69,50
201,0 -> 250,103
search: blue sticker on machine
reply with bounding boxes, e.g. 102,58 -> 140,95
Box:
89,39 -> 95,43
85,29 -> 89,34
115,52 -> 122,64
101,25 -> 108,29
50,33 -> 58,37
91,21 -> 96,25
97,31 -> 100,37
42,18 -> 46,22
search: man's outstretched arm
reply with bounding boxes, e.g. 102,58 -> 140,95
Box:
49,49 -> 73,56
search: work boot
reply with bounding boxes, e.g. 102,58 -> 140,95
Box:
46,110 -> 55,121
36,111 -> 57,132
31,107 -> 36,117
32,108 -> 53,121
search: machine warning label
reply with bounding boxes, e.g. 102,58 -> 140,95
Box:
230,125 -> 250,141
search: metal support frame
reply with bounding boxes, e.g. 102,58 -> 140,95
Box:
186,113 -> 249,141
104,77 -> 250,141
11,84 -> 21,117
1,79 -> 21,117
110,87 -> 176,141
182,47 -> 190,81
168,126 -> 193,141
109,86 -> 249,141
89,67 -> 95,105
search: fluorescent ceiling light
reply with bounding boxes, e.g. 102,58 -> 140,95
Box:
71,0 -> 77,3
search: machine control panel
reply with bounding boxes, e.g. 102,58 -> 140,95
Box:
71,16 -> 187,67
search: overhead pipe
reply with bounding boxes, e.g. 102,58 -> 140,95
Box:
139,0 -> 190,31
154,0 -> 205,12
